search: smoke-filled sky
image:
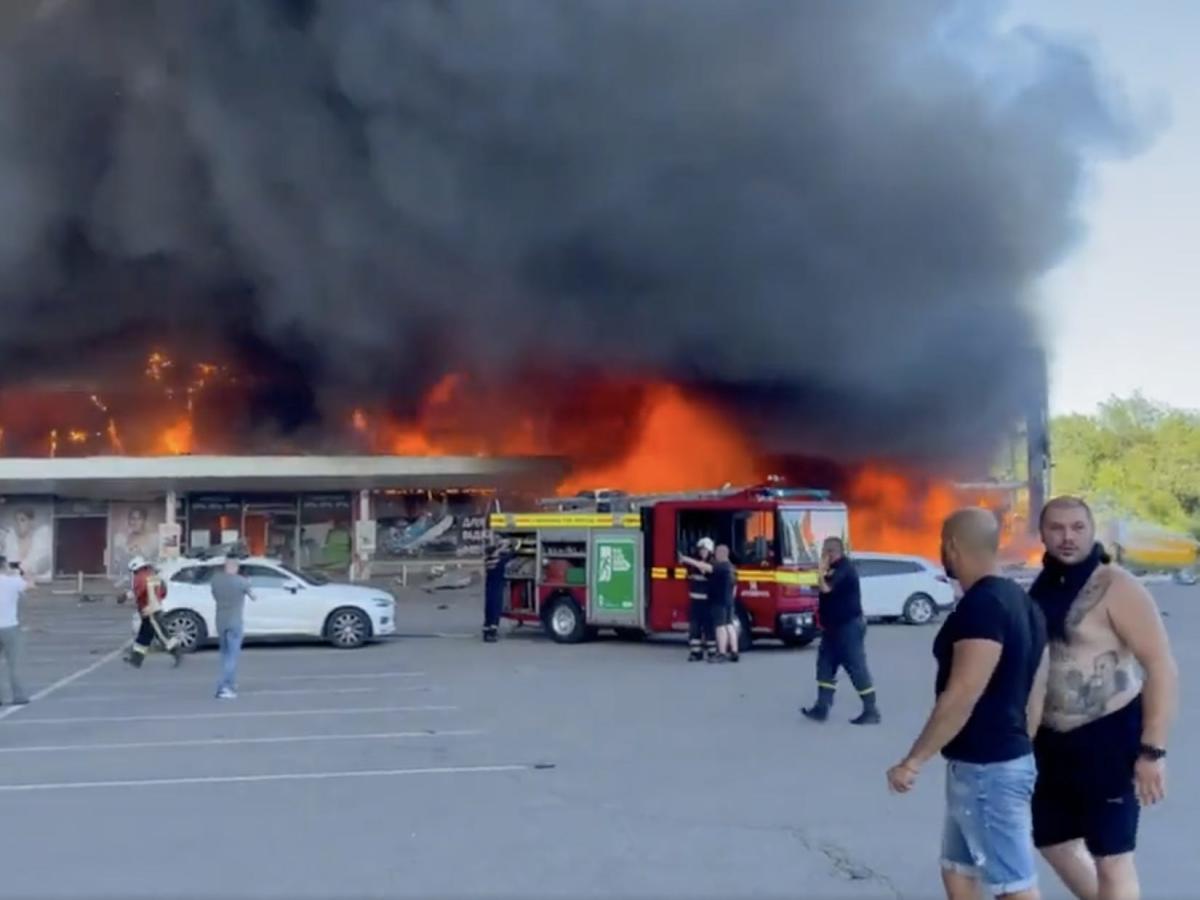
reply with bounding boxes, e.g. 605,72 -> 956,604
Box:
0,0 -> 1146,463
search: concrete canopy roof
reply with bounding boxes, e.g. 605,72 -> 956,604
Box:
0,455 -> 567,498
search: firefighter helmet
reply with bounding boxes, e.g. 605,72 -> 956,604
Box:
127,555 -> 151,573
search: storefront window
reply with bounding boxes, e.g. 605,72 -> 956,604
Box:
300,494 -> 353,573
373,490 -> 491,560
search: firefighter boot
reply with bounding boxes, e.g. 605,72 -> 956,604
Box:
801,685 -> 835,722
482,626 -> 498,644
687,640 -> 703,662
850,689 -> 881,725
124,648 -> 146,668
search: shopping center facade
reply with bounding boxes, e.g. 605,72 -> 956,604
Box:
0,455 -> 564,581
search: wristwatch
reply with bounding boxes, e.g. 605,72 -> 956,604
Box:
1138,743 -> 1167,761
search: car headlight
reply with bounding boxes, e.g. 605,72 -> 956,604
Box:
372,597 -> 394,608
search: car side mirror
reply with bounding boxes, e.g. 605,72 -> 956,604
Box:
283,580 -> 302,593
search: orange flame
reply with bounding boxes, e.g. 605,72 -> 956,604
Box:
158,417 -> 194,455
558,384 -> 760,494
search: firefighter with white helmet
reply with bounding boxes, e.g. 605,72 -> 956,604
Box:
124,556 -> 184,668
680,537 -> 717,661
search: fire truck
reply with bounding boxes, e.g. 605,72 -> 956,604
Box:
487,482 -> 850,649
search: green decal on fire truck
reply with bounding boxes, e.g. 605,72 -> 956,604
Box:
593,536 -> 636,610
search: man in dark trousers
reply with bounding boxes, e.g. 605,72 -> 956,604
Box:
679,537 -> 715,661
1029,497 -> 1177,900
802,537 -> 880,724
124,557 -> 184,668
482,536 -> 519,643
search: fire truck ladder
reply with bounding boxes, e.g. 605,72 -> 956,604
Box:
535,482 -> 832,512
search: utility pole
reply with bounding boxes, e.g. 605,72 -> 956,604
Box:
1026,348 -> 1051,533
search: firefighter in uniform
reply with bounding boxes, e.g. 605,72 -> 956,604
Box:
680,537 -> 716,661
124,557 -> 184,668
482,537 -> 519,643
801,537 -> 880,724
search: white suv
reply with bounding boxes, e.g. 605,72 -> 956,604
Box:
852,552 -> 956,625
133,556 -> 397,650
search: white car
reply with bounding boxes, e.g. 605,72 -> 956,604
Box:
133,556 -> 397,650
853,552 -> 956,625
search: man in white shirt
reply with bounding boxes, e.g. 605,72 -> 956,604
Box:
0,558 -> 34,705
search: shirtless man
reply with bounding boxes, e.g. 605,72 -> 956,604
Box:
1030,497 -> 1178,900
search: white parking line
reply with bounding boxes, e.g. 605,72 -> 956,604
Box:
0,729 -> 484,754
0,763 -> 545,793
72,670 -> 427,688
44,686 -> 431,703
0,705 -> 457,726
0,643 -> 129,722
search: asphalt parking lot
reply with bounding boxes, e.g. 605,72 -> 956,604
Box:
1,583 -> 1195,899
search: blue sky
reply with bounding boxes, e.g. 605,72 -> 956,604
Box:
1005,1 -> 1198,414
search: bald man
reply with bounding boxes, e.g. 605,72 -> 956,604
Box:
888,508 -> 1049,900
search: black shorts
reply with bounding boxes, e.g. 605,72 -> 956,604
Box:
710,601 -> 733,627
1032,695 -> 1142,857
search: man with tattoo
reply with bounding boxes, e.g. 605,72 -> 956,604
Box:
1030,497 -> 1178,900
888,508 -> 1049,900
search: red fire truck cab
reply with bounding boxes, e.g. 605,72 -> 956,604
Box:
487,483 -> 850,649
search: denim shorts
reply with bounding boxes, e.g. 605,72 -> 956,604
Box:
941,753 -> 1037,897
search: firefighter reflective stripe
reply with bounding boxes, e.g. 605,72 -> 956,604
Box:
488,513 -> 640,529
774,571 -> 821,586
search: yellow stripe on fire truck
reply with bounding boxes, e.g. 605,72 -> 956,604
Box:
647,568 -> 820,586
488,513 -> 641,529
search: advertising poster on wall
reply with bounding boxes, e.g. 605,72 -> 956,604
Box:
108,501 -> 165,576
300,494 -> 353,573
0,499 -> 54,580
374,493 -> 491,560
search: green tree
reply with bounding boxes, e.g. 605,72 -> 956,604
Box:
1049,394 -> 1200,537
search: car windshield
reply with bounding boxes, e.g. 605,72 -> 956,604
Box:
779,506 -> 849,566
279,563 -> 330,586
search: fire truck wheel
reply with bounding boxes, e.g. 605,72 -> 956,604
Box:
543,595 -> 587,644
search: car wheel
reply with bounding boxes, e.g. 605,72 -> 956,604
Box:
325,607 -> 372,649
163,610 -> 207,653
543,595 -> 587,644
903,593 -> 937,625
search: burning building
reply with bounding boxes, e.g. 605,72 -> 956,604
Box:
0,2 -> 1137,578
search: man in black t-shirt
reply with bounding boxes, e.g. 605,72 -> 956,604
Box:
888,508 -> 1048,900
801,537 -> 879,724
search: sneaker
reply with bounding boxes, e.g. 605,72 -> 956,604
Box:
215,688 -> 237,700
850,710 -> 881,726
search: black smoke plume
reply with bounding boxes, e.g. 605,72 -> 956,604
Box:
0,0 -> 1145,463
